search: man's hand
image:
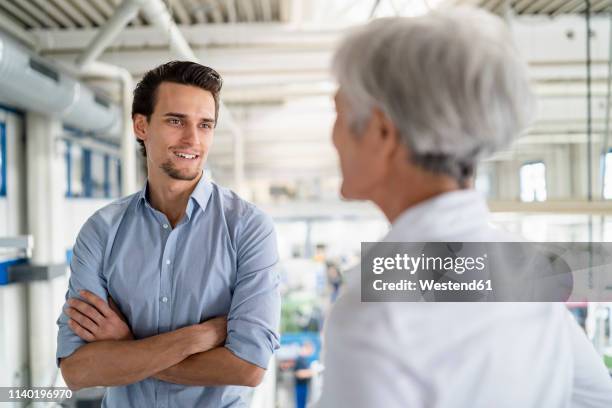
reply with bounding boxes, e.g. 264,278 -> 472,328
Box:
66,290 -> 133,342
195,316 -> 228,350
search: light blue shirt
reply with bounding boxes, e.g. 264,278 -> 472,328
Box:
56,176 -> 281,407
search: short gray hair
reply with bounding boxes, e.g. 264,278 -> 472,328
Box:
332,7 -> 535,184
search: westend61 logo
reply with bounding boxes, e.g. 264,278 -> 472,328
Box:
361,242 -> 612,302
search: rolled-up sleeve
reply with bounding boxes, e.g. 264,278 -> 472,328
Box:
56,215 -> 108,366
225,209 -> 281,369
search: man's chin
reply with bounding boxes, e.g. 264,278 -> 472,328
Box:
340,181 -> 372,201
340,183 -> 358,200
160,162 -> 202,181
168,171 -> 200,181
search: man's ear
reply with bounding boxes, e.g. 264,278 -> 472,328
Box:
371,107 -> 400,158
133,114 -> 148,142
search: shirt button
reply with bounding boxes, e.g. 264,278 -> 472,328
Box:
161,296 -> 168,303
166,259 -> 171,265
162,224 -> 169,229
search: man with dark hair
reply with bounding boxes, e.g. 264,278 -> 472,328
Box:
131,61 -> 222,158
56,61 -> 280,407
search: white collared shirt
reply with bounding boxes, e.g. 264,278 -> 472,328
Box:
314,190 -> 612,408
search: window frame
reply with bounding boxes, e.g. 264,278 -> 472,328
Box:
64,139 -> 121,199
0,122 -> 6,197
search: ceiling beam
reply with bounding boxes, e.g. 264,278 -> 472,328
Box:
522,0 -> 555,14
239,0 -> 257,22
260,0 -> 273,21
225,0 -> 238,23
514,0 -> 536,13
169,0 -> 192,24
13,0 -> 60,28
552,0 -> 586,16
539,0 -> 574,14
0,1 -> 42,28
481,0 -> 501,11
33,0 -> 76,28
493,0 -> 512,14
89,0 -> 117,19
592,0 -> 611,12
183,0 -> 206,23
32,23 -> 343,52
51,0 -> 92,28
208,0 -> 225,24
47,47 -> 334,76
72,0 -> 107,26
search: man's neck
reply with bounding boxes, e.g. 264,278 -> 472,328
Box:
370,171 -> 460,224
147,171 -> 202,227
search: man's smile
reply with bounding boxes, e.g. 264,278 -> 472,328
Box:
173,150 -> 200,160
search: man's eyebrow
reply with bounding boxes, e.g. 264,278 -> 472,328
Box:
163,112 -> 187,118
163,112 -> 215,122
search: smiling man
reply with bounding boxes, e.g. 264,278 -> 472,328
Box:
55,61 -> 281,407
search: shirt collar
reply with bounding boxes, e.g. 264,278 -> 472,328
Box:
136,181 -> 148,210
136,172 -> 213,217
384,189 -> 490,242
188,173 -> 213,213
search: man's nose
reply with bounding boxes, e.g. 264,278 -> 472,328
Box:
182,124 -> 200,145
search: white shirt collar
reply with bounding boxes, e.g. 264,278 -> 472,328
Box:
383,189 -> 490,242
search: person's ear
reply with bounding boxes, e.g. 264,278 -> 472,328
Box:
371,107 -> 400,159
133,114 -> 148,142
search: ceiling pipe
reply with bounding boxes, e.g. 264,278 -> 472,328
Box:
138,0 -> 198,61
76,0 -> 142,69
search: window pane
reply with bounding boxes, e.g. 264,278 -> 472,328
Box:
90,152 -> 105,198
70,144 -> 84,197
107,156 -> 121,198
604,152 -> 612,200
520,162 -> 547,202
0,123 -> 5,197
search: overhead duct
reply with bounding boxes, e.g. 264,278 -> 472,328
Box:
0,32 -> 120,135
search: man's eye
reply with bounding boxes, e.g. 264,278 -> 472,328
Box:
168,118 -> 182,125
199,122 -> 212,129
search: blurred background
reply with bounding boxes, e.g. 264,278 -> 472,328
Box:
0,0 -> 612,406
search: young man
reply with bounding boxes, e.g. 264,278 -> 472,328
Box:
56,61 -> 280,407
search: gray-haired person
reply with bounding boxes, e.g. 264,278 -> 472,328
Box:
313,7 -> 612,408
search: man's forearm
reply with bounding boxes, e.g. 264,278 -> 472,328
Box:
153,346 -> 265,387
60,325 -> 207,390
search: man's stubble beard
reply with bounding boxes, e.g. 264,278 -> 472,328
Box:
160,160 -> 201,181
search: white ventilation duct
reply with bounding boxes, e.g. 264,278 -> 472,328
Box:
0,32 -> 120,135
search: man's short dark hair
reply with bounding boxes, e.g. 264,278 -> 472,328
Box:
132,61 -> 223,157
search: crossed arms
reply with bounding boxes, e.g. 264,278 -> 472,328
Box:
59,290 -> 264,391
58,210 -> 280,392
